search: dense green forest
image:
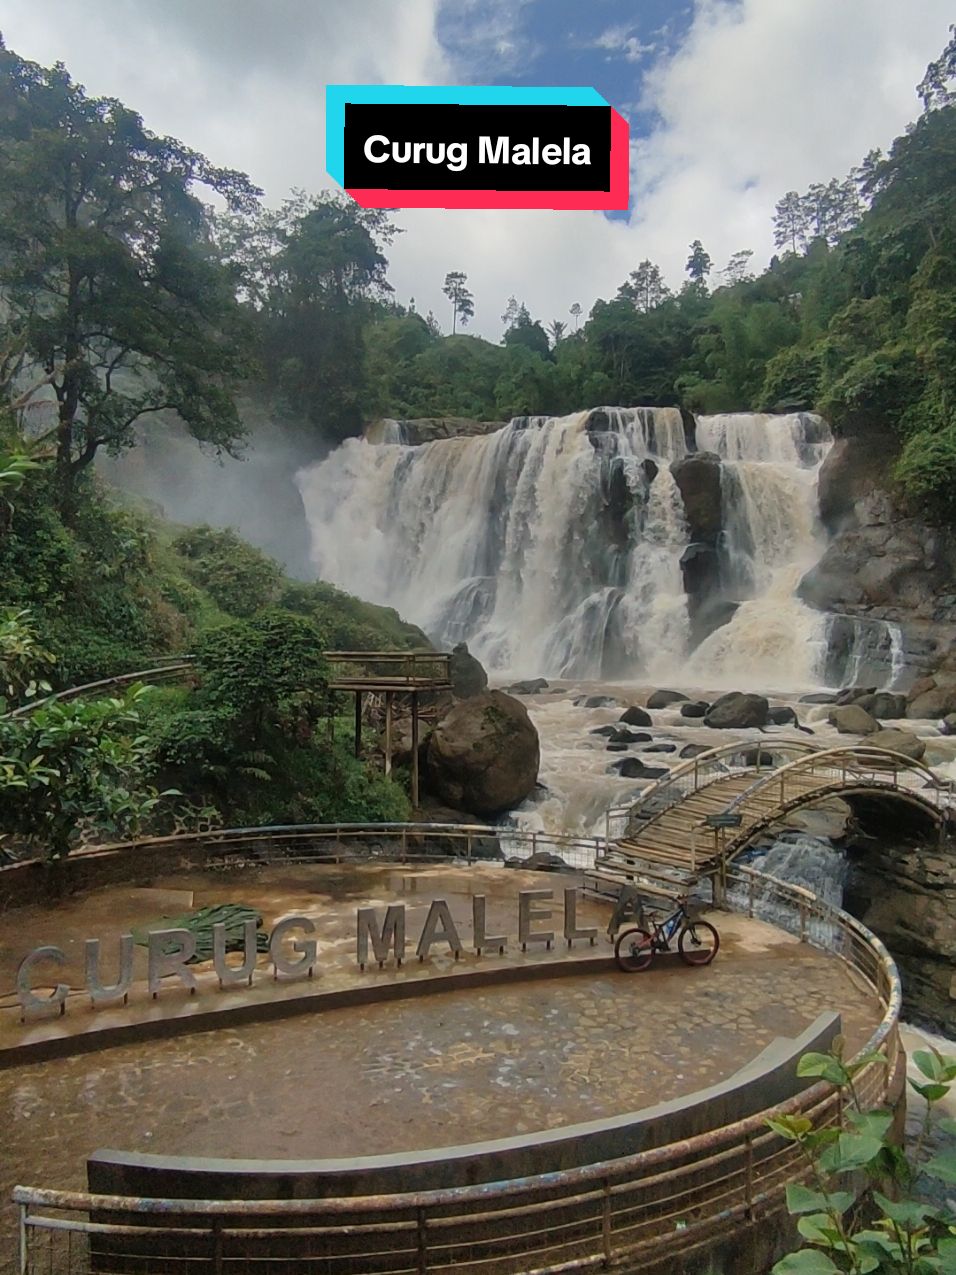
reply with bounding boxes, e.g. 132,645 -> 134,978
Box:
0,30 -> 952,857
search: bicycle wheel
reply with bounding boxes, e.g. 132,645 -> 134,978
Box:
678,921 -> 719,966
614,927 -> 654,972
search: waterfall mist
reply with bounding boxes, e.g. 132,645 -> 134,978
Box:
98,403 -> 320,578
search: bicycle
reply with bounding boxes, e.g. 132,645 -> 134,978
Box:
614,894 -> 720,972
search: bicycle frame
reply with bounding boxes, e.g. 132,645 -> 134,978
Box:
646,902 -> 689,950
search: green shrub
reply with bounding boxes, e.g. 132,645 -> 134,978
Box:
173,526 -> 284,617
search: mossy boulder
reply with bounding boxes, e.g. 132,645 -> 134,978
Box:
426,690 -> 539,816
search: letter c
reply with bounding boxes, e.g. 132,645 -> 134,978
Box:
364,134 -> 390,163
17,946 -> 69,1018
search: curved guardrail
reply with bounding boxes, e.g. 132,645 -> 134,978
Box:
5,658 -> 195,718
8,839 -> 903,1275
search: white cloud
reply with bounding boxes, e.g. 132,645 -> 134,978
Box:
0,0 -> 447,202
628,0 -> 954,286
592,25 -> 656,63
0,0 -> 953,343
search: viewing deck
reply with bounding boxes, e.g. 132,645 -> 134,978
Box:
326,650 -> 451,692
327,651 -> 452,806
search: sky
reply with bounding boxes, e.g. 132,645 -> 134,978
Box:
0,0 -> 952,340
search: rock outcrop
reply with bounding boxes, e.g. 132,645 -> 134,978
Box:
847,845 -> 956,1034
448,642 -> 488,698
426,691 -> 540,817
827,704 -> 879,734
703,692 -> 769,730
367,418 -> 506,445
671,452 -> 723,542
798,435 -> 956,679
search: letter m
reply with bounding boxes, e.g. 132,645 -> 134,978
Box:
357,906 -> 406,967
478,135 -> 508,164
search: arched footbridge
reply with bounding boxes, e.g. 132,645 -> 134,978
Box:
593,741 -> 953,899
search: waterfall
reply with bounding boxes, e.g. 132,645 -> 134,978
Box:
735,834 -> 848,945
297,408 -> 690,679
752,834 -> 847,907
296,405 -> 893,687
686,413 -> 833,688
823,614 -> 907,690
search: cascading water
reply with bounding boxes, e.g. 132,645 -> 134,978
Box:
734,833 -> 848,945
296,406 -> 899,689
298,408 -> 690,679
686,412 -> 834,688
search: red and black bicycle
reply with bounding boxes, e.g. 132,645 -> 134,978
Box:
614,894 -> 720,972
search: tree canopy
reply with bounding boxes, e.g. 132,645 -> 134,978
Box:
0,41 -> 261,506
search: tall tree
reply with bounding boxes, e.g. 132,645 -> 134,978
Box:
685,241 -> 712,290
773,192 -> 809,255
0,41 -> 261,508
501,296 -> 530,331
918,23 -> 956,111
569,302 -> 582,330
804,177 -> 861,246
237,193 -> 396,444
618,260 -> 671,312
722,249 -> 754,285
443,271 -> 474,335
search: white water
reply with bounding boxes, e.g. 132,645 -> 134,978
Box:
298,407 -> 855,688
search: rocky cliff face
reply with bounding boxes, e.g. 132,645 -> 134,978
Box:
798,436 -> 956,679
845,842 -> 956,1034
366,418 -> 507,446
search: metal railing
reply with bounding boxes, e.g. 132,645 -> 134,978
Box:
5,659 -> 195,718
10,819 -> 604,875
604,740 -> 953,849
326,649 -> 451,688
10,855 -> 902,1275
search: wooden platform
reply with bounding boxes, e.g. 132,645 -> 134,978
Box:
325,651 -> 452,807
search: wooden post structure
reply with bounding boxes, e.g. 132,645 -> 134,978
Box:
354,691 -> 363,759
384,691 -> 394,776
411,691 -> 420,809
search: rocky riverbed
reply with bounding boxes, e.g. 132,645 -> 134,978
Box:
492,676 -> 956,1034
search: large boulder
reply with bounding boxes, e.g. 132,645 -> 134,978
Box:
828,704 -> 880,735
866,728 -> 927,761
703,692 -> 769,729
680,700 -> 710,718
670,452 -> 723,543
854,692 -> 907,720
646,689 -> 689,709
908,682 -> 956,720
504,678 -> 549,695
448,642 -> 488,699
620,705 -> 652,727
610,758 -> 670,779
834,686 -> 877,706
426,691 -> 539,816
